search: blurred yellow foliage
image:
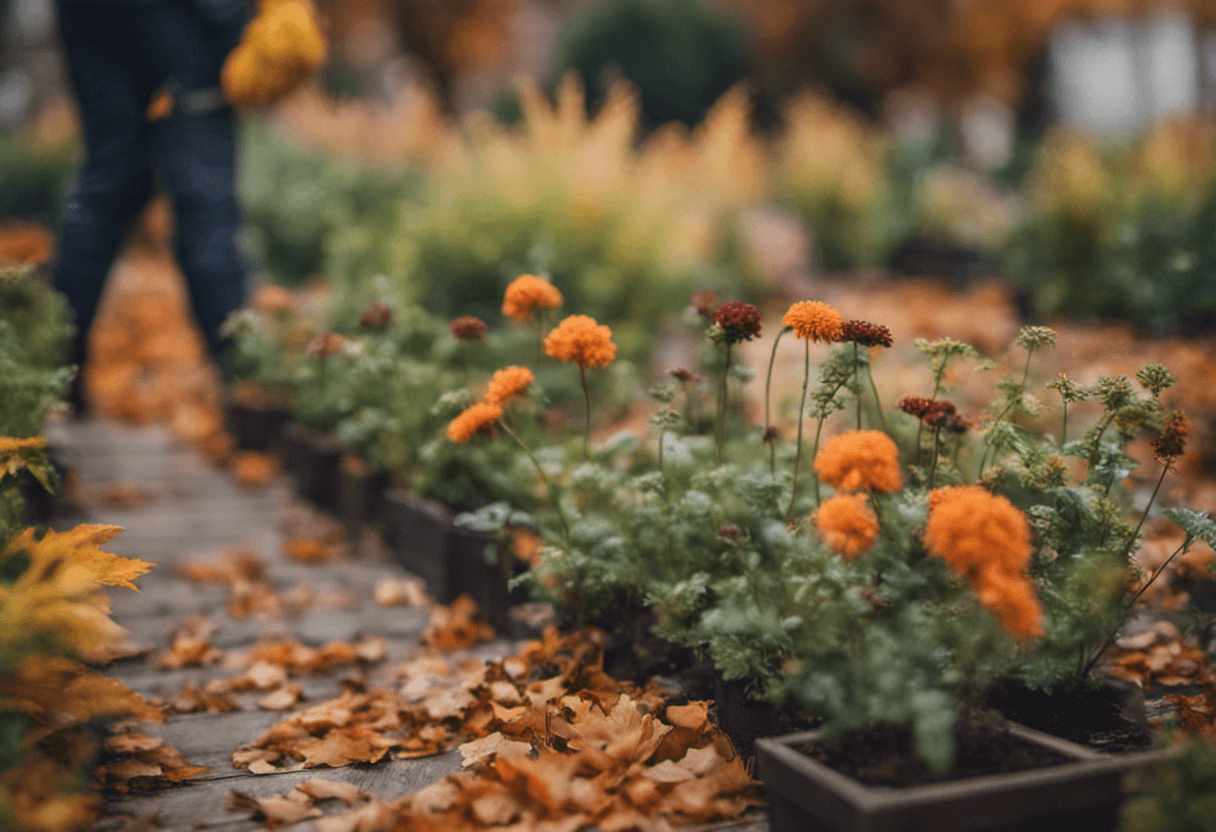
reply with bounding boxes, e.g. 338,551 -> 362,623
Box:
1026,130 -> 1114,221
0,524 -> 152,654
222,0 -> 327,108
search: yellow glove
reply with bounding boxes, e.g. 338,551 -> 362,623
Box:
221,0 -> 327,108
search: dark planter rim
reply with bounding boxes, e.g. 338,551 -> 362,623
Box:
757,722 -> 1177,823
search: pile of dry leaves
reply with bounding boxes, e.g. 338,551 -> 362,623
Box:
230,628 -> 760,831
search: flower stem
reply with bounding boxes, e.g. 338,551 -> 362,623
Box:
498,419 -> 570,545
1119,462 -> 1172,565
787,339 -> 811,518
580,364 -> 591,459
1060,401 -> 1068,449
717,342 -> 732,465
865,361 -> 889,433
1082,533 -> 1191,680
854,343 -> 862,430
978,350 -> 1035,478
928,426 -> 942,489
764,328 -> 788,476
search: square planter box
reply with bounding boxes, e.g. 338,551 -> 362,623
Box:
380,488 -> 518,634
337,454 -> 389,548
757,725 -> 1174,832
281,422 -> 345,513
225,403 -> 291,455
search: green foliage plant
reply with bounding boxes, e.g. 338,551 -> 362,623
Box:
516,305 -> 1211,776
1004,121 -> 1216,333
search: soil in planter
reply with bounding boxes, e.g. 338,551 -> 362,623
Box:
983,679 -> 1153,753
799,713 -> 1074,788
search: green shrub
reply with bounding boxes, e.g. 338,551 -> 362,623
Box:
239,127 -> 419,286
552,0 -> 747,130
0,136 -> 76,229
1004,123 -> 1216,333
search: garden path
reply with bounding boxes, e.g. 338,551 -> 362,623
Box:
51,416 -> 766,832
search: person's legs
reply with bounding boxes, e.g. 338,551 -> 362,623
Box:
53,1 -> 156,380
140,0 -> 248,362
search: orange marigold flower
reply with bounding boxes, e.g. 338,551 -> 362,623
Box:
972,568 -> 1044,640
782,301 -> 843,342
924,486 -> 1032,576
543,315 -> 616,368
502,275 -> 563,323
815,494 -> 879,559
305,333 -> 347,358
813,430 -> 903,493
485,366 -> 534,405
446,402 -> 503,443
251,285 -> 297,314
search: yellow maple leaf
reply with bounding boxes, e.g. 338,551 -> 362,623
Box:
0,436 -> 52,489
0,524 -> 153,654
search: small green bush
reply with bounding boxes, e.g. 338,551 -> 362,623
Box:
553,0 -> 747,130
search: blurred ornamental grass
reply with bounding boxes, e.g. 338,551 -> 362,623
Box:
1005,118 -> 1216,333
370,76 -> 767,357
772,94 -> 896,270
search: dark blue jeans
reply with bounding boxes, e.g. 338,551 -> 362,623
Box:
54,0 -> 248,362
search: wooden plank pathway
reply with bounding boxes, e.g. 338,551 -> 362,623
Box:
48,418 -> 766,832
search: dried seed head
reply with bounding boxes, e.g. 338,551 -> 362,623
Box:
763,425 -> 780,443
1152,410 -> 1189,462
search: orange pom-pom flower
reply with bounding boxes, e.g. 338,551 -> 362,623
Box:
782,301 -> 843,342
502,275 -> 563,323
485,366 -> 534,405
815,494 -> 879,559
923,486 -> 1032,576
446,402 -> 503,443
813,430 -> 903,493
543,315 -> 616,368
924,485 -> 1042,640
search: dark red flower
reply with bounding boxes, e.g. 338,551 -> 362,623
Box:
713,301 -> 762,344
359,300 -> 393,329
841,319 -> 893,348
450,315 -> 489,341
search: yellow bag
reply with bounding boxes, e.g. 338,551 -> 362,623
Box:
221,0 -> 327,107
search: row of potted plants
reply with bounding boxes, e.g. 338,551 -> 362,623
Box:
223,273 -> 1214,830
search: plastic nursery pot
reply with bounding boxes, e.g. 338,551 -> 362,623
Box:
337,453 -> 388,550
224,402 -> 291,454
756,724 -> 1174,832
281,421 -> 345,512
